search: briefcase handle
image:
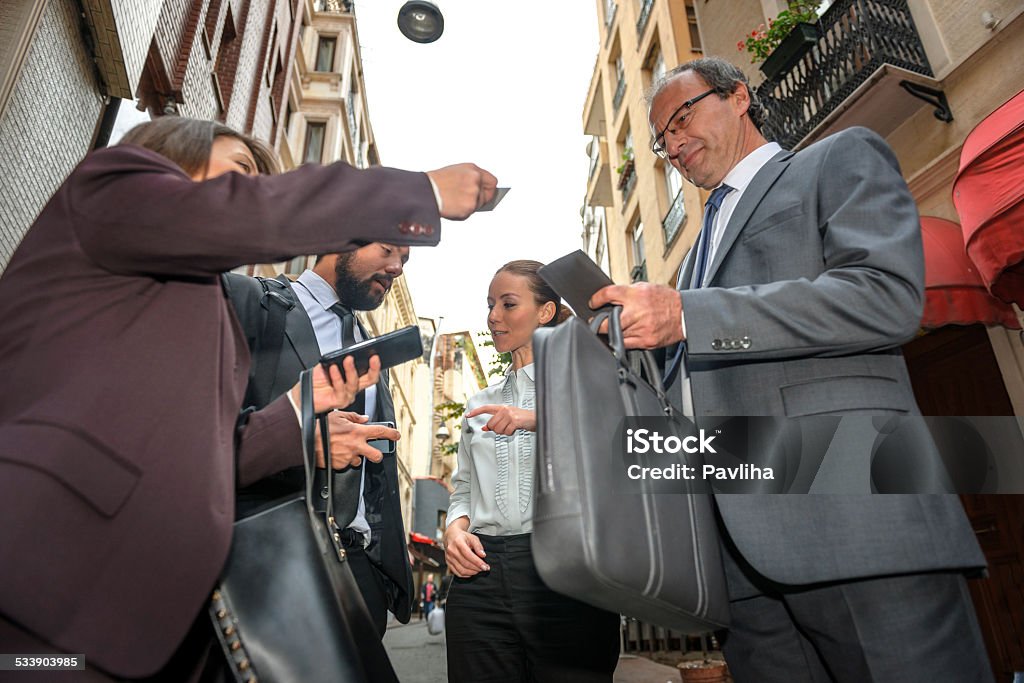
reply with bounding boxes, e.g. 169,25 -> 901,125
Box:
589,306 -> 672,414
300,369 -> 349,563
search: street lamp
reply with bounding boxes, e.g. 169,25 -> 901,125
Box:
397,1 -> 444,43
435,422 -> 450,441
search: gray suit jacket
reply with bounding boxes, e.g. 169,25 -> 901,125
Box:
673,127 -> 984,592
223,273 -> 415,622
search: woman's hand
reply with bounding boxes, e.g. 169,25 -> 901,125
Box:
314,411 -> 401,469
443,517 -> 490,578
465,405 -> 536,435
290,355 -> 381,414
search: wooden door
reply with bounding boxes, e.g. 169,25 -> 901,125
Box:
904,324 -> 1024,680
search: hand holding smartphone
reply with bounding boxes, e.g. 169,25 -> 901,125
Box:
320,325 -> 423,379
367,421 -> 397,456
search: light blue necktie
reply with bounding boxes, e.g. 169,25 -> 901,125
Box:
664,184 -> 734,386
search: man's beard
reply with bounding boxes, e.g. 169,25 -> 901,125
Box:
334,254 -> 391,310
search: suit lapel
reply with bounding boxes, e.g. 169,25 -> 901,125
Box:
279,275 -> 321,367
676,245 -> 698,290
704,150 -> 792,285
376,369 -> 394,422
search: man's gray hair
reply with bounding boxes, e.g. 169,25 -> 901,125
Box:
646,57 -> 767,131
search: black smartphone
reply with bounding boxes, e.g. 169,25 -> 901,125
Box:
320,325 -> 423,378
367,421 -> 396,456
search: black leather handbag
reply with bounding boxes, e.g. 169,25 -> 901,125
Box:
209,369 -> 400,682
531,308 -> 730,633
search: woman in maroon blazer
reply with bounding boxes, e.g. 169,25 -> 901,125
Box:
0,117 -> 495,680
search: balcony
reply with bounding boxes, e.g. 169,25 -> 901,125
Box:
630,261 -> 648,283
586,139 -> 614,207
662,190 -> 686,246
605,1 -> 617,29
618,161 -> 637,205
756,0 -> 936,150
636,0 -> 654,39
314,0 -> 352,12
613,76 -> 627,116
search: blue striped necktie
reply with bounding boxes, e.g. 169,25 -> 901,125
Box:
664,184 -> 734,386
690,184 -> 734,289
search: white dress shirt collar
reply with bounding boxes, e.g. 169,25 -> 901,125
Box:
295,269 -> 339,311
718,141 -> 782,196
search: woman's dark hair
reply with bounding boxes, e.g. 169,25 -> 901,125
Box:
118,116 -> 281,176
495,260 -> 574,327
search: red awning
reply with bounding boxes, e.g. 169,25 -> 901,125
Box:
953,88 -> 1024,304
920,216 -> 1020,329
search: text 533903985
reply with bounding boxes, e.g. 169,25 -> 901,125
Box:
0,654 -> 86,671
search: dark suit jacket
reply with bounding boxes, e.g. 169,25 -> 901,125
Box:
222,272 -> 416,622
670,128 -> 984,595
0,145 -> 439,677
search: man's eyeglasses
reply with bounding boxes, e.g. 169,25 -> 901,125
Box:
650,88 -> 717,159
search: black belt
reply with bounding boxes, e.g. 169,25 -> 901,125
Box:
337,527 -> 367,548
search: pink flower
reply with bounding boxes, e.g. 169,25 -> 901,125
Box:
737,41 -> 745,50
751,29 -> 758,36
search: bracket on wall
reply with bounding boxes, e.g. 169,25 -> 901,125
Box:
899,81 -> 953,123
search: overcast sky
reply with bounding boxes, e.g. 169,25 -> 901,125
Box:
357,2 -> 600,335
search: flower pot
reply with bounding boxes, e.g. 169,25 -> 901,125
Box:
616,159 -> 635,189
760,21 -> 819,81
678,660 -> 730,683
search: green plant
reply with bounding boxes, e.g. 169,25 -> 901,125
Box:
477,331 -> 512,378
737,1 -> 819,63
615,147 -> 634,175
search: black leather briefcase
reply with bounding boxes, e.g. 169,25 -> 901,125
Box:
531,308 -> 730,633
210,370 -> 399,683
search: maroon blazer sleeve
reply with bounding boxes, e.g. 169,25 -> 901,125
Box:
235,395 -> 303,488
66,145 -> 441,277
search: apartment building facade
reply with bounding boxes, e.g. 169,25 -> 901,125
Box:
429,331 -> 488,486
0,0 -> 302,271
582,0 -> 705,287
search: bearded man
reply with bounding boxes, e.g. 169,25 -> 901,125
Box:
223,243 -> 415,637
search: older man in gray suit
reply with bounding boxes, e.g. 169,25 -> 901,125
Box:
592,57 -> 991,681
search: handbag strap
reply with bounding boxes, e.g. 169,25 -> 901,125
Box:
589,306 -> 672,415
300,368 -> 348,562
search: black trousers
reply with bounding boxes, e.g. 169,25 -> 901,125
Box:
445,533 -> 620,683
343,538 -> 389,639
719,538 -> 994,682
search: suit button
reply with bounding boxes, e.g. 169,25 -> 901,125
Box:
398,222 -> 410,234
424,225 -> 435,236
711,339 -> 722,350
320,486 -> 329,499
730,339 -> 741,350
741,336 -> 752,349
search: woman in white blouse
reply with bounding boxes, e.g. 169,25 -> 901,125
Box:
443,260 -> 620,683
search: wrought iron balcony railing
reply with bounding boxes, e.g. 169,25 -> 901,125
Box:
636,0 -> 654,39
756,0 -> 932,150
619,165 -> 637,205
605,1 -> 617,28
613,76 -> 626,116
630,261 -> 648,283
662,190 -> 686,246
315,0 -> 352,12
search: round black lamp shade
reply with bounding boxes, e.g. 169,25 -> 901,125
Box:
398,1 -> 444,43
